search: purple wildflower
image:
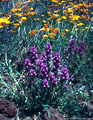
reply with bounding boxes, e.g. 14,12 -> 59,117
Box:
40,51 -> 46,61
52,78 -> 57,85
45,43 -> 52,59
70,38 -> 75,47
36,59 -> 43,69
49,73 -> 57,85
79,48 -> 84,56
30,46 -> 38,63
40,64 -> 48,78
49,73 -> 55,80
24,59 -> 31,71
30,69 -> 37,77
58,65 -> 69,80
80,41 -> 85,50
74,46 -> 79,53
53,52 -> 61,71
43,79 -> 49,88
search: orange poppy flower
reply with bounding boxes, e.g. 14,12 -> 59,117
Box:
44,24 -> 49,28
0,25 -> 3,29
21,17 -> 27,23
48,11 -> 52,16
40,28 -> 46,32
51,35 -> 55,39
29,29 -> 38,37
0,12 -> 2,15
53,28 -> 59,34
42,35 -> 48,39
61,16 -> 67,20
14,23 -> 20,28
50,27 -> 55,32
65,29 -> 70,32
0,18 -> 10,26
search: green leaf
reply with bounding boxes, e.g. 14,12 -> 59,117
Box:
90,90 -> 93,93
83,93 -> 89,97
79,86 -> 85,91
36,96 -> 39,99
46,109 -> 50,118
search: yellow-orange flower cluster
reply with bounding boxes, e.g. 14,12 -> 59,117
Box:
29,29 -> 38,37
21,17 -> 27,23
0,18 -> 10,26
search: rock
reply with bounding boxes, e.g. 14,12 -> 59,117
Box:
0,114 -> 15,120
87,100 -> 93,111
39,107 -> 66,120
0,98 -> 17,118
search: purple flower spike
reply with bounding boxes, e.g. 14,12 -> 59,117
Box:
52,78 -> 57,85
54,52 -> 61,63
49,73 -> 57,85
36,59 -> 43,69
30,46 -> 38,63
70,38 -> 75,47
24,59 -> 31,71
80,41 -> 85,50
53,52 -> 61,71
49,73 -> 55,80
74,46 -> 79,53
79,48 -> 84,56
45,43 -> 52,59
43,79 -> 49,88
79,51 -> 84,56
40,64 -> 48,78
30,69 -> 37,77
40,51 -> 46,61
58,65 -> 70,80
